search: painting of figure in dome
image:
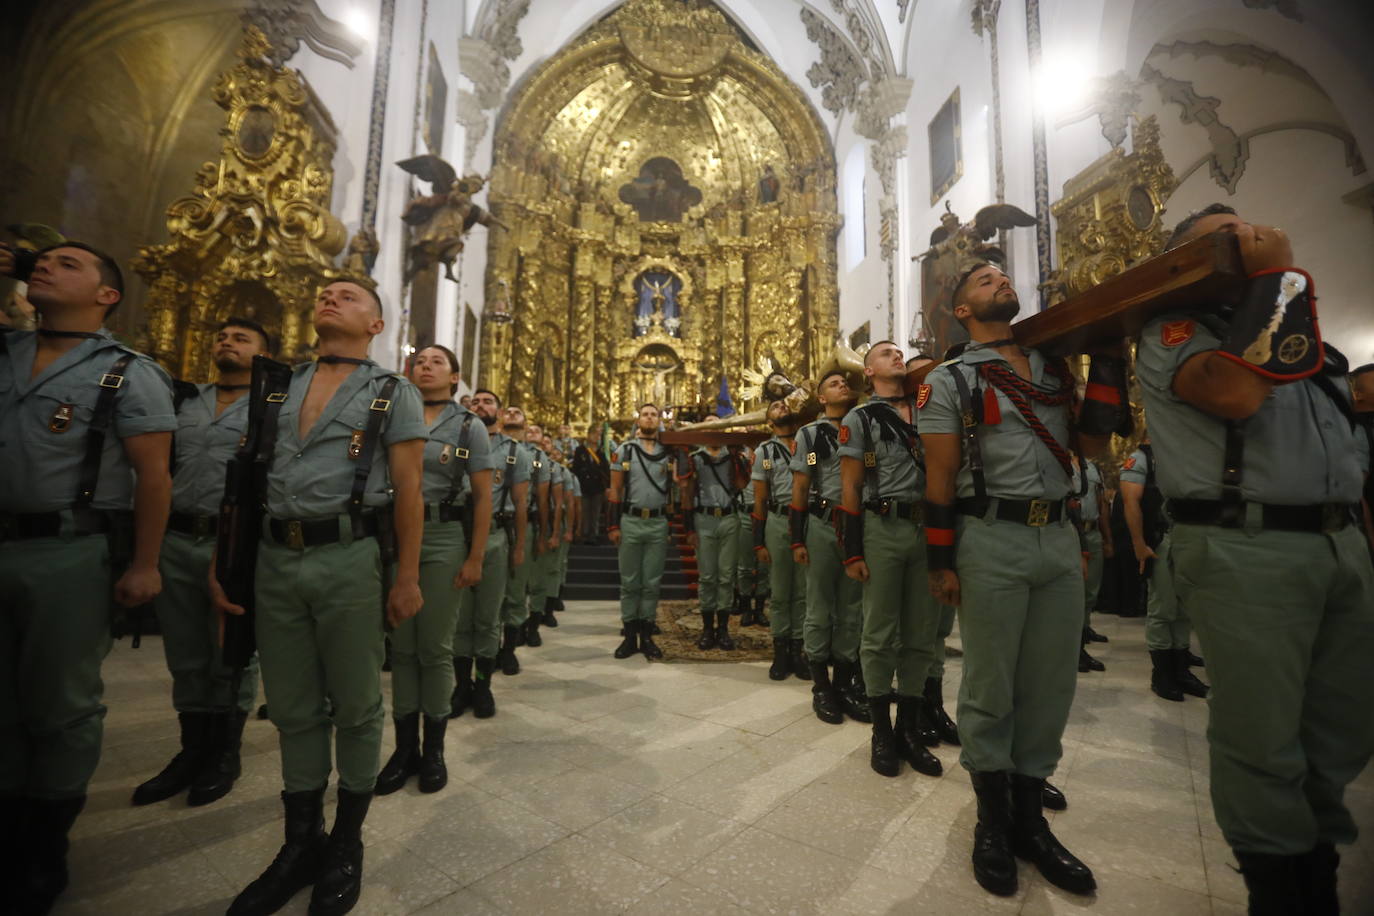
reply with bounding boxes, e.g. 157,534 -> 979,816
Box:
618,156 -> 702,223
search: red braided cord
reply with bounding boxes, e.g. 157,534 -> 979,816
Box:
980,363 -> 1075,477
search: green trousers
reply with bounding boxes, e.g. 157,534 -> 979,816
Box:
256,535 -> 385,794
617,514 -> 669,623
500,534 -> 533,628
154,530 -> 259,714
1171,522 -> 1374,856
391,520 -> 466,719
766,513 -> 805,639
456,529 -> 508,660
1144,531 -> 1190,650
859,513 -> 939,696
559,535 -> 570,586
1082,528 -> 1104,629
802,519 -> 863,663
0,534 -> 112,799
735,514 -> 768,597
955,514 -> 1081,778
927,604 -> 957,679
528,535 -> 558,619
696,512 -> 738,613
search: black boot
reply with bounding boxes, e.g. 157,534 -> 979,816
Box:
543,596 -> 559,627
1149,648 -> 1184,701
614,620 -> 640,658
924,677 -> 960,745
15,795 -> 85,916
1086,626 -> 1108,643
382,637 -> 392,672
969,771 -> 1017,896
1041,781 -> 1067,811
790,640 -> 811,681
1185,647 -> 1205,667
1077,629 -> 1105,672
552,589 -> 566,612
809,661 -> 845,724
1009,773 -> 1096,895
418,716 -> 448,793
525,614 -> 543,647
1296,841 -> 1340,916
471,657 -> 497,718
832,660 -> 871,722
228,789 -> 327,916
374,713 -> 420,796
639,620 -> 664,660
131,711 -> 207,805
309,788 -> 371,916
894,696 -> 943,777
868,696 -> 900,778
695,611 -> 717,651
1173,648 -> 1210,698
188,708 -> 249,807
753,595 -> 769,627
737,591 -> 755,626
1235,850 -> 1306,916
715,612 -> 735,650
768,638 -> 790,680
449,656 -> 473,719
500,625 -> 521,675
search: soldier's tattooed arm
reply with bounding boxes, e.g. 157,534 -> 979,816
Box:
117,431 -> 173,607
1173,350 -> 1274,420
511,480 -> 529,564
457,468 -> 493,588
386,438 -> 426,627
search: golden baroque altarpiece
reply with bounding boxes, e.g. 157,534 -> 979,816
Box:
133,25 -> 348,379
480,0 -> 842,426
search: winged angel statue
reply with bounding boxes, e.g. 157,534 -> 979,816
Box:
911,201 -> 1037,358
397,154 -> 500,282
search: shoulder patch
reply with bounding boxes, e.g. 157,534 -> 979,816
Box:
916,384 -> 932,409
1122,457 -> 1136,470
1161,320 -> 1195,347
838,425 -> 850,444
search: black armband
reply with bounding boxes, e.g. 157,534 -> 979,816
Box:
607,500 -> 623,531
751,512 -> 767,551
1218,268 -> 1321,381
836,507 -> 864,566
788,504 -> 808,549
1079,354 -> 1133,437
924,501 -> 956,571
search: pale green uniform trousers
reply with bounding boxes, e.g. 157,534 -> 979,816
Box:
1144,531 -> 1190,650
391,520 -> 466,720
1082,528 -> 1104,630
735,514 -> 768,597
528,535 -> 558,619
0,534 -> 112,798
802,519 -> 863,663
455,529 -> 508,660
154,530 -> 259,713
617,513 -> 668,623
766,513 -> 805,639
1171,522 -> 1374,855
955,515 -> 1081,778
927,604 -> 957,679
255,534 -> 385,793
500,535 -> 533,628
859,513 -> 939,695
696,512 -> 738,613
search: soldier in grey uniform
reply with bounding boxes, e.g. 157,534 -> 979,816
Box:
687,443 -> 743,651
734,444 -> 769,625
920,263 -> 1128,898
1,242 -> 175,915
752,401 -> 808,679
1070,454 -> 1112,675
452,390 -> 529,718
523,424 -> 562,647
496,406 -> 546,674
211,280 -> 427,916
133,318 -> 270,810
1136,205 -> 1374,911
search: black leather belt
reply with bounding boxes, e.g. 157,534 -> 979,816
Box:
766,501 -> 788,517
958,497 -> 1066,526
0,508 -> 117,541
865,499 -> 923,522
423,503 -> 469,523
1168,499 -> 1355,534
266,513 -> 379,549
168,512 -> 219,538
808,498 -> 836,522
493,511 -> 515,524
695,506 -> 736,517
624,505 -> 665,519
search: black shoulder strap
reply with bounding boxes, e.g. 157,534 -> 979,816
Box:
75,352 -> 136,507
947,364 -> 988,514
703,451 -> 732,500
172,380 -> 200,412
631,441 -> 669,496
441,412 -> 476,506
856,410 -> 880,498
348,375 -> 400,525
493,438 -> 519,507
1219,421 -> 1245,524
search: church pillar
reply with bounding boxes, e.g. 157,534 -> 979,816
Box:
569,272 -> 595,426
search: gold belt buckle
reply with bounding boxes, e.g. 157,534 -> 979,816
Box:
286,520 -> 305,549
640,508 -> 650,519
1027,499 -> 1050,527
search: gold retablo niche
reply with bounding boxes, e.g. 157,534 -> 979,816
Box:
480,0 -> 841,426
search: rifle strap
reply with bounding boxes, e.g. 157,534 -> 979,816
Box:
494,438 -> 519,509
348,375 -> 400,529
948,366 -> 989,516
441,412 -> 476,507
75,353 -> 135,508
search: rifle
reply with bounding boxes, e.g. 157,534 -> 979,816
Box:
216,355 -> 293,670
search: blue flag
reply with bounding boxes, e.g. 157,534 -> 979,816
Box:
715,375 -> 734,418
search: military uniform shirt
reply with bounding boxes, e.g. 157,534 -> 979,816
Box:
616,439 -> 673,510
171,384 -> 249,516
489,431 -> 531,515
790,417 -> 845,504
0,330 -> 175,514
1119,449 -> 1150,489
692,449 -> 738,509
919,347 -> 1073,501
1136,313 -> 1363,505
838,400 -> 924,502
1071,460 -> 1103,524
265,361 -> 427,518
421,402 -> 494,505
750,436 -> 797,503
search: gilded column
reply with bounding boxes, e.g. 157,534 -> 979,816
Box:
569,273 -> 595,426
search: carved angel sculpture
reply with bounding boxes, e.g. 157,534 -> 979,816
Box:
397,154 -> 498,282
915,200 -> 1038,267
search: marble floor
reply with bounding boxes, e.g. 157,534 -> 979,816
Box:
62,602 -> 1373,916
